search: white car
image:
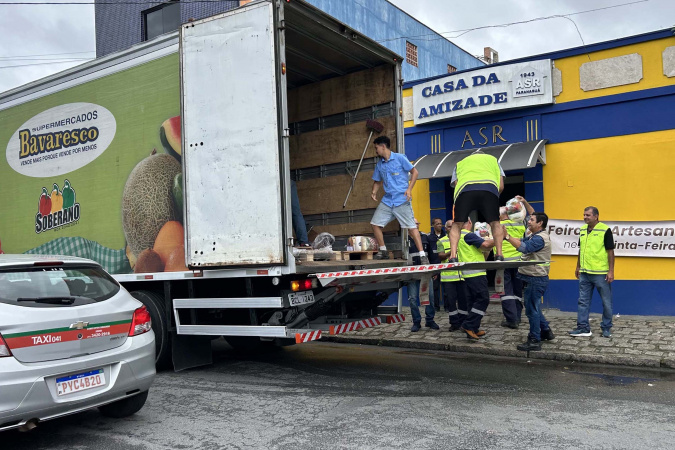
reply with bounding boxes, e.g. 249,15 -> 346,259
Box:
0,255 -> 156,432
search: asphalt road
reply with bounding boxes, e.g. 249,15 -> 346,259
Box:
6,340 -> 675,449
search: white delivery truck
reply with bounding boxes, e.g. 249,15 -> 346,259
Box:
0,0 -> 532,370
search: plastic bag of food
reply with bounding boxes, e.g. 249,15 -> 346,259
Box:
312,232 -> 335,250
348,236 -> 378,251
473,222 -> 492,239
505,198 -> 526,222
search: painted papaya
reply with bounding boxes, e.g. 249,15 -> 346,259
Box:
160,115 -> 181,161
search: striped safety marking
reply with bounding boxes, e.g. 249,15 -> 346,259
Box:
316,263 -> 462,279
329,322 -> 361,335
3,321 -> 132,350
295,330 -> 322,344
358,317 -> 382,329
386,314 -> 406,324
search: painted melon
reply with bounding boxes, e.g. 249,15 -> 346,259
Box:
160,116 -> 181,161
122,153 -> 181,260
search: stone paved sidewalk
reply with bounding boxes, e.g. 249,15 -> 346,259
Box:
325,305 -> 675,369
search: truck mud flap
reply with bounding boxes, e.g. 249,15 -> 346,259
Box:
171,333 -> 213,372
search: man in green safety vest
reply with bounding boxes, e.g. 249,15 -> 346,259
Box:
457,218 -> 495,340
499,195 -> 535,329
448,150 -> 505,264
569,206 -> 616,338
437,220 -> 467,332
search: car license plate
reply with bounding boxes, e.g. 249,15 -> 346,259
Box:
56,369 -> 106,396
289,291 -> 315,306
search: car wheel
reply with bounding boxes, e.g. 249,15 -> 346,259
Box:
98,391 -> 149,418
130,290 -> 171,370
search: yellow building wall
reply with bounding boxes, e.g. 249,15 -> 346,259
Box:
544,129 -> 675,280
554,36 -> 675,104
411,179 -> 431,232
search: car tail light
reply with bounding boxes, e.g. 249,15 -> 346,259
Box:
129,306 -> 152,336
0,334 -> 12,358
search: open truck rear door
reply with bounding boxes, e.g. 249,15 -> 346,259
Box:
180,1 -> 285,267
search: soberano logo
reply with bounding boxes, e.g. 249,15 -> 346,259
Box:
36,180 -> 80,234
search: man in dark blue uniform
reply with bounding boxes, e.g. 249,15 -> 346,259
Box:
407,219 -> 439,332
426,217 -> 445,311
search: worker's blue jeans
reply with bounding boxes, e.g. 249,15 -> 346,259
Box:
577,273 -> 613,332
290,180 -> 309,245
407,280 -> 435,324
518,273 -> 550,341
501,267 -> 523,323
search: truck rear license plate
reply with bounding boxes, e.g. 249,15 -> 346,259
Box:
289,291 -> 315,306
56,369 -> 106,396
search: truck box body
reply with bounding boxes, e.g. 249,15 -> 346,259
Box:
1,0 -> 405,276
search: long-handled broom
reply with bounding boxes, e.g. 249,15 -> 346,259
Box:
343,119 -> 384,208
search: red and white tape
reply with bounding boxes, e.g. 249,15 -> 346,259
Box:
358,317 -> 382,329
316,263 -> 461,279
329,322 -> 362,335
295,330 -> 322,344
386,314 -> 406,324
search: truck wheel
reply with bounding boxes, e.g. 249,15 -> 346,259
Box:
98,391 -> 149,418
131,290 -> 171,369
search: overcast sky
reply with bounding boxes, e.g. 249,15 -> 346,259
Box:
0,0 -> 674,94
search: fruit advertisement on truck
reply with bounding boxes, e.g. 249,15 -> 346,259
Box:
0,54 -> 188,275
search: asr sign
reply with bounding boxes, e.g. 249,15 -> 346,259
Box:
412,60 -> 553,125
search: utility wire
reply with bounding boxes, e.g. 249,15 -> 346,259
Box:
0,58 -> 92,69
0,0 -> 236,4
378,0 -> 649,43
0,50 -> 95,59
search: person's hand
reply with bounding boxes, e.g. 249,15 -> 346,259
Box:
515,195 -> 525,202
404,189 -> 412,201
575,266 -> 580,279
606,270 -> 614,283
371,191 -> 377,202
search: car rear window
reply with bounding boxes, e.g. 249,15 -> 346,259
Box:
0,265 -> 120,307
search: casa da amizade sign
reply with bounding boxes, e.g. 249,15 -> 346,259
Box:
412,59 -> 554,125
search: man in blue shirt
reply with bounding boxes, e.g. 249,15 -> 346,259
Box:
370,136 -> 428,264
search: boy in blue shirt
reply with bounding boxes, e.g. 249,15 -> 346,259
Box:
370,136 -> 428,264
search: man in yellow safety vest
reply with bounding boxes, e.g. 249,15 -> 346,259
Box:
457,218 -> 495,340
569,206 -> 616,338
437,220 -> 467,332
499,195 -> 535,329
448,150 -> 505,264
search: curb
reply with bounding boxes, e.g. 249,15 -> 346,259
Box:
323,335 -> 675,369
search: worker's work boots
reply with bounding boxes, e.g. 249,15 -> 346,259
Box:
374,250 -> 390,260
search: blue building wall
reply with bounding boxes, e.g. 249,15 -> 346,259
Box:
95,1 -> 239,58
96,0 -> 484,79
304,0 -> 484,81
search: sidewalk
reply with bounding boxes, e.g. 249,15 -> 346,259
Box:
326,305 -> 675,369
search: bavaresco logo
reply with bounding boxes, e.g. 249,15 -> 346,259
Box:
36,180 -> 80,234
6,103 -> 116,178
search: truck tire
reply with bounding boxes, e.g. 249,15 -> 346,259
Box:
98,391 -> 149,418
130,290 -> 171,369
